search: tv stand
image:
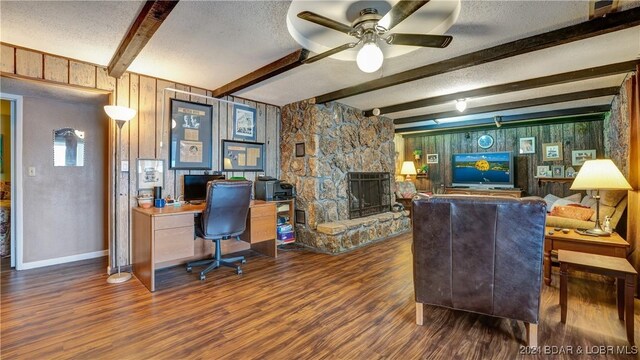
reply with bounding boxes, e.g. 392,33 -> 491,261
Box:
444,187 -> 523,198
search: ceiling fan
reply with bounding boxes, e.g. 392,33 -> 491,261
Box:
298,0 -> 453,73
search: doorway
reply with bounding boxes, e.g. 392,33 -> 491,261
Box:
0,94 -> 21,268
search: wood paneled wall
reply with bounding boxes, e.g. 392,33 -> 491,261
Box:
402,119 -> 605,197
1,43 -> 281,267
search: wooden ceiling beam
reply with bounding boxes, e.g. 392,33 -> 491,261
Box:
364,60 -> 637,117
395,106 -> 610,134
315,6 -> 640,104
394,87 -> 619,124
212,49 -> 309,98
107,0 -> 179,78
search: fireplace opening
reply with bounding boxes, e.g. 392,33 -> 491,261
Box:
347,172 -> 391,219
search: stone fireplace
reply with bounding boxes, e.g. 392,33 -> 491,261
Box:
280,100 -> 410,253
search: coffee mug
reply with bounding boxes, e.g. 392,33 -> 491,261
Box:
154,198 -> 166,208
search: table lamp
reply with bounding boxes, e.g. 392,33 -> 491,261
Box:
400,161 -> 417,181
570,159 -> 631,235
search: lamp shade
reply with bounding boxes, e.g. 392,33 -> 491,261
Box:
400,161 -> 417,175
570,159 -> 632,190
104,105 -> 136,121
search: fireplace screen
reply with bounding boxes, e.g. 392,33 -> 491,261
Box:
347,172 -> 391,219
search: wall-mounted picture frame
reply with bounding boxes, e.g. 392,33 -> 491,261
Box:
233,104 -> 257,142
295,143 -> 305,157
551,165 -> 565,178
222,140 -> 265,172
137,158 -> 164,190
536,165 -> 550,177
571,149 -> 596,166
426,153 -> 439,164
169,98 -> 213,170
519,137 -> 535,154
542,142 -> 563,161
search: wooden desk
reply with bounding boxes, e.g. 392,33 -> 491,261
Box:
132,201 -> 276,292
544,227 -> 629,286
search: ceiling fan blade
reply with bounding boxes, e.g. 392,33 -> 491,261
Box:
298,11 -> 354,34
387,33 -> 452,48
379,1 -> 430,31
303,43 -> 358,64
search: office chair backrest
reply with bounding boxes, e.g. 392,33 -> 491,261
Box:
200,180 -> 252,238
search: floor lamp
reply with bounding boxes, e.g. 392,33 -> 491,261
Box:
104,105 -> 136,284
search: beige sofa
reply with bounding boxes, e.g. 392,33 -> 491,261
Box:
546,190 -> 627,231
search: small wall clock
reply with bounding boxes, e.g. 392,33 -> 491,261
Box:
478,134 -> 494,149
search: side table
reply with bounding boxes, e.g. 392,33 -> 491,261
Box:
559,250 -> 637,344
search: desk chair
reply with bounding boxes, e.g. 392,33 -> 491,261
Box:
186,180 -> 252,280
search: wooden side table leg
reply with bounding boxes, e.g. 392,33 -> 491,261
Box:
625,274 -> 635,345
416,302 -> 424,325
525,322 -> 538,347
544,248 -> 552,286
560,262 -> 568,323
617,277 -> 625,320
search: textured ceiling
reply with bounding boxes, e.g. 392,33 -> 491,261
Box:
1,0 -> 639,128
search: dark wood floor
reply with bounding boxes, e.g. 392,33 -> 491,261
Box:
1,233 -> 639,359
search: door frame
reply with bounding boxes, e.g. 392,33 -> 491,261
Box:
1,93 -> 23,269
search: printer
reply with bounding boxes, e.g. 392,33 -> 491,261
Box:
255,176 -> 296,201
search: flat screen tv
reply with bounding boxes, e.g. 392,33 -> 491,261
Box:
183,174 -> 226,202
451,151 -> 514,189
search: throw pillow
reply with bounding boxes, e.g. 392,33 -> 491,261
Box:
543,194 -> 560,210
549,198 -> 581,213
586,190 -> 626,207
550,205 -> 595,221
563,193 -> 582,203
588,203 -> 616,222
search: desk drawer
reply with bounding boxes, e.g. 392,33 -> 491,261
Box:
155,226 -> 194,263
251,203 -> 276,218
154,213 -> 194,230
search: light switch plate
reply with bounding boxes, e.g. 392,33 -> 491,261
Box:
121,160 -> 129,172
28,166 -> 36,177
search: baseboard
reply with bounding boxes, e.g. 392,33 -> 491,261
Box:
21,250 -> 108,270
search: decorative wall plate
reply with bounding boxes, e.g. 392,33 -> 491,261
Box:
478,134 -> 494,149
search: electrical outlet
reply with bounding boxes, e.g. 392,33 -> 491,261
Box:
28,166 -> 36,177
121,160 -> 129,172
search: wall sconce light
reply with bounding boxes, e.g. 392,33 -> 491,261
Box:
455,99 -> 467,112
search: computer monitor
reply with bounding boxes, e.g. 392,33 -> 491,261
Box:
183,174 -> 225,202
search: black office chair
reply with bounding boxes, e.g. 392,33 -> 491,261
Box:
186,180 -> 252,280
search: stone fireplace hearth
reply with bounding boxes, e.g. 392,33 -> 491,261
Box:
280,100 -> 410,254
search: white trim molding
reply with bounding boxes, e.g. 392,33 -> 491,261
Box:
20,250 -> 108,270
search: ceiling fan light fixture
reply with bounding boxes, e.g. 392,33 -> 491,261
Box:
356,41 -> 383,73
455,99 -> 467,112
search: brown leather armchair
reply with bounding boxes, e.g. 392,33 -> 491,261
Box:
412,195 -> 547,346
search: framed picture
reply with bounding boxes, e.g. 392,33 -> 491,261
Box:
222,140 -> 265,172
233,104 -> 257,142
426,153 -> 439,164
295,143 -> 305,157
536,165 -> 550,177
169,99 -> 213,170
571,149 -> 596,166
137,159 -> 164,190
519,137 -> 535,154
551,165 -> 565,178
542,142 -> 563,161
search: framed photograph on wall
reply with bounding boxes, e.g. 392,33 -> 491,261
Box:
426,154 -> 439,164
169,98 -> 213,170
571,149 -> 596,166
536,165 -> 550,177
551,165 -> 565,178
233,104 -> 257,142
137,159 -> 164,190
519,137 -> 535,154
542,142 -> 563,161
222,140 -> 265,172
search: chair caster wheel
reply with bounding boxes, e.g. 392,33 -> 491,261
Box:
236,268 -> 243,275
241,259 -> 247,264
186,266 -> 192,273
199,274 -> 206,281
